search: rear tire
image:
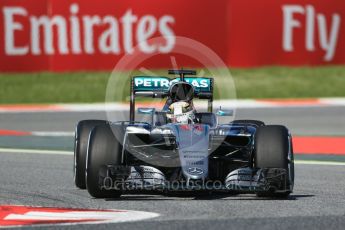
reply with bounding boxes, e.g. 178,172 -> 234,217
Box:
86,124 -> 123,198
254,125 -> 294,198
74,120 -> 107,189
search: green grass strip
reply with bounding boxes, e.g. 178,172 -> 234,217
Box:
1,66 -> 345,104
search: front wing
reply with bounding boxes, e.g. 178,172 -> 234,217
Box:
98,165 -> 291,193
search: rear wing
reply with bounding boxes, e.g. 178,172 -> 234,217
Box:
133,76 -> 213,97
129,74 -> 214,121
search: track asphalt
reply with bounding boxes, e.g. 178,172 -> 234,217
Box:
0,106 -> 344,229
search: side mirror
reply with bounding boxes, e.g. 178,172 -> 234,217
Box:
216,107 -> 233,116
137,108 -> 156,125
137,108 -> 155,114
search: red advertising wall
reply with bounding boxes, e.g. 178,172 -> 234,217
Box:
0,0 -> 344,72
228,0 -> 345,66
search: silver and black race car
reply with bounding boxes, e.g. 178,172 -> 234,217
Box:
74,69 -> 294,198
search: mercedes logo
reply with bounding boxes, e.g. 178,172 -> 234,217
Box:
187,167 -> 204,175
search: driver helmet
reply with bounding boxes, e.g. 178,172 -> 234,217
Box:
166,101 -> 195,124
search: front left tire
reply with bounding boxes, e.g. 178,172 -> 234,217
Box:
254,125 -> 294,198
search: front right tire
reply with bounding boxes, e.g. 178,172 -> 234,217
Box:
74,120 -> 107,189
86,124 -> 123,198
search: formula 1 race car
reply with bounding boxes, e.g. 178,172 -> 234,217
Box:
74,69 -> 294,198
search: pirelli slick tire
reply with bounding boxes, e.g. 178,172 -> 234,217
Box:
74,120 -> 107,189
86,124 -> 123,198
230,120 -> 265,127
254,125 -> 294,198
